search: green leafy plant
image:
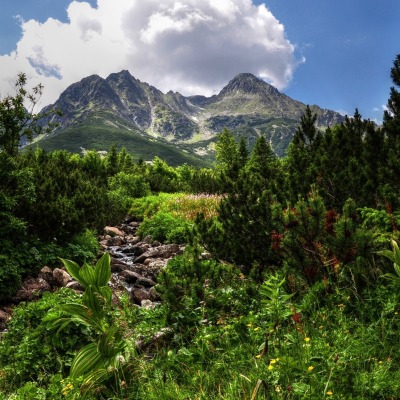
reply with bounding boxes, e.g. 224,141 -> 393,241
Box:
0,255 -> 21,303
49,253 -> 132,395
378,239 -> 400,286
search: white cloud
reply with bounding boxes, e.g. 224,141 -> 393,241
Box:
0,0 -> 300,107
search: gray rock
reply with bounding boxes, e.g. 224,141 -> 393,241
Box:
132,288 -> 151,304
53,268 -> 72,287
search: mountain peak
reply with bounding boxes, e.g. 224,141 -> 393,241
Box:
219,73 -> 279,97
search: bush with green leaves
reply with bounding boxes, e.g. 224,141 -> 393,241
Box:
0,289 -> 86,394
138,211 -> 190,243
0,255 -> 21,303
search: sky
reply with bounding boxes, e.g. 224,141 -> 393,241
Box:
0,0 -> 399,123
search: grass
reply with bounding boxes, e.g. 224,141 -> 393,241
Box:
26,112 -> 211,168
2,193 -> 400,399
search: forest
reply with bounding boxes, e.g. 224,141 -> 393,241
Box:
0,54 -> 400,399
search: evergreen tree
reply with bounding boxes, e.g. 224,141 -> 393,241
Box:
285,106 -> 321,202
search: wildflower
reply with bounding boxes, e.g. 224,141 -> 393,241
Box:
326,391 -> 333,396
275,385 -> 282,393
268,364 -> 274,370
276,357 -> 280,361
255,354 -> 261,359
246,323 -> 252,327
270,359 -> 277,364
307,366 -> 314,372
304,337 -> 311,342
254,327 -> 260,331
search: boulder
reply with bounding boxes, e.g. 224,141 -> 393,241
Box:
104,226 -> 125,237
131,288 -> 151,304
107,236 -> 125,246
13,278 -> 51,302
38,266 -> 54,286
66,281 -> 85,291
119,270 -> 142,284
53,268 -> 72,287
149,286 -> 161,302
141,299 -> 158,309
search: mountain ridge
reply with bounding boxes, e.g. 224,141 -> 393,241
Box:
38,70 -> 345,160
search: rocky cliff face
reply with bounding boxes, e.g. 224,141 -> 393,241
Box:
39,70 -> 345,157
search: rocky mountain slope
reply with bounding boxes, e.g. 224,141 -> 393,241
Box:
37,71 -> 345,160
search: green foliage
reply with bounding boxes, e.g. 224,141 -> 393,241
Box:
48,254 -> 132,396
0,256 -> 21,303
0,289 -> 86,393
138,212 -> 190,243
0,73 -> 58,157
108,171 -> 151,199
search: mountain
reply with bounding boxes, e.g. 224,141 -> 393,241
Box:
35,71 -> 345,163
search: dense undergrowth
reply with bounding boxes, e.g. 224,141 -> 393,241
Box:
1,56 -> 400,398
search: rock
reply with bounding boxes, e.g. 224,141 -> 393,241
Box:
136,276 -> 156,288
107,236 -> 125,246
149,286 -> 161,301
132,288 -> 151,304
66,281 -> 85,291
157,244 -> 180,258
104,226 -> 125,237
38,266 -> 54,286
141,299 -> 158,309
126,236 -> 141,245
111,260 -> 129,273
120,270 -> 142,284
13,278 -> 51,303
147,259 -> 168,270
142,235 -> 153,244
23,278 -> 51,294
53,268 -> 72,287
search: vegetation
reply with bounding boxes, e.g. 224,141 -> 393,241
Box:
1,55 -> 400,399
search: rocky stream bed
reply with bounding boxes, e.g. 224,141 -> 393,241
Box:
0,221 -> 185,332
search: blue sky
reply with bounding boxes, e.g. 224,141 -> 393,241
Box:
0,0 -> 399,123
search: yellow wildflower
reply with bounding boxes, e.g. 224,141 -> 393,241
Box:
307,366 -> 314,372
326,391 -> 333,396
268,364 -> 274,370
304,337 -> 311,342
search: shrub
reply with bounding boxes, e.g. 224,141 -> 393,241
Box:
0,255 -> 21,303
138,212 -> 190,243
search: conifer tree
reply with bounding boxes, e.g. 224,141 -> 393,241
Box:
285,106 -> 321,202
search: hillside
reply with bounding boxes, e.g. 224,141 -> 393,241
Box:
35,71 -> 345,160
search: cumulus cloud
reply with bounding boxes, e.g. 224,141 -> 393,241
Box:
0,0 -> 301,107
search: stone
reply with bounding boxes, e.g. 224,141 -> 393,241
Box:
119,270 -> 142,284
53,268 -> 72,287
22,277 -> 51,294
107,236 -> 125,246
110,260 -> 129,273
157,244 -> 180,258
131,288 -> 151,304
104,226 -> 125,237
149,286 -> 161,301
141,299 -> 158,309
38,266 -> 54,286
136,276 -> 156,288
66,281 -> 84,291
